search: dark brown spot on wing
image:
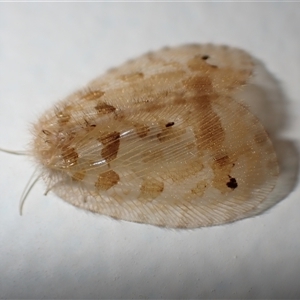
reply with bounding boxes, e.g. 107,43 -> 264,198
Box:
98,131 -> 120,162
95,170 -> 120,190
226,176 -> 238,190
95,101 -> 116,115
211,157 -> 235,194
98,131 -> 120,145
61,147 -> 78,167
165,122 -> 174,127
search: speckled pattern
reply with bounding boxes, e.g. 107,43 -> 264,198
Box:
32,44 -> 278,228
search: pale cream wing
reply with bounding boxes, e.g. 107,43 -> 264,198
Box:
49,95 -> 278,228
34,44 -> 277,228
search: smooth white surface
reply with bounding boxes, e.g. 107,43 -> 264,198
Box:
0,2 -> 299,299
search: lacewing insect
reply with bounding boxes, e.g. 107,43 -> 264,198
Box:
1,44 -> 279,228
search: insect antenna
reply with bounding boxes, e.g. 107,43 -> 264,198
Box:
0,147 -> 38,214
0,148 -> 28,155
19,169 -> 41,215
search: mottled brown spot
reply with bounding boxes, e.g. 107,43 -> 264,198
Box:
120,72 -> 144,82
211,155 -> 235,194
98,131 -> 119,145
133,123 -> 150,138
95,101 -> 116,115
214,155 -> 230,167
72,170 -> 86,181
61,147 -> 78,167
139,177 -> 164,201
193,95 -> 225,151
83,90 -> 105,101
95,170 -> 120,190
142,149 -> 164,163
183,76 -> 213,94
98,131 -> 120,162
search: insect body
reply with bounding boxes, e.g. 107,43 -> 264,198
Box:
30,44 -> 278,228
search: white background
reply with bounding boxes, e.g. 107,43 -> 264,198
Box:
0,2 -> 299,299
